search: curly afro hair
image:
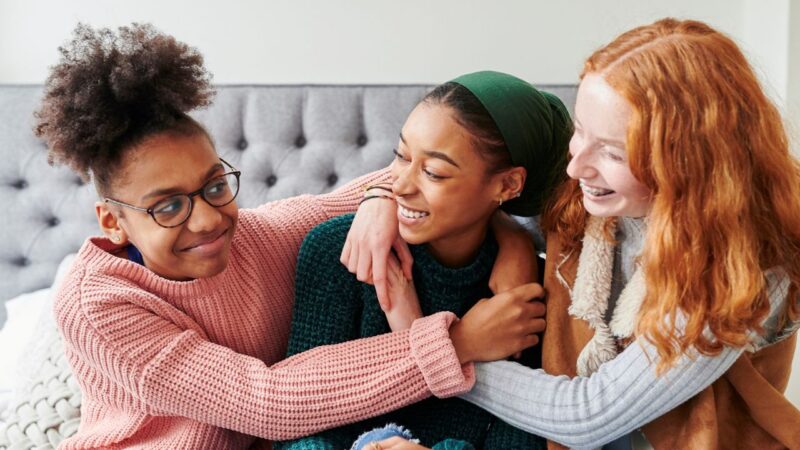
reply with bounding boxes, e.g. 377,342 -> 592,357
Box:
34,23 -> 215,194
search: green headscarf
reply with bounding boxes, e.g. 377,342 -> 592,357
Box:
451,71 -> 572,217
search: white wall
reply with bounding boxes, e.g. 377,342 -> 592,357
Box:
2,0 -> 799,408
0,0 -> 747,85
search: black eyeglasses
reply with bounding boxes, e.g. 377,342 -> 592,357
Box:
104,158 -> 242,228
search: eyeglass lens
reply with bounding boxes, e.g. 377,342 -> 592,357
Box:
151,173 -> 240,227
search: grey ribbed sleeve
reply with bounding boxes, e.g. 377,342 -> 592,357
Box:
460,268 -> 793,450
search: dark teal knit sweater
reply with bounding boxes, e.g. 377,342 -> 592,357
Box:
274,214 -> 544,450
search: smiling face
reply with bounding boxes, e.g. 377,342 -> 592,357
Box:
567,73 -> 652,218
390,102 -> 515,267
97,131 -> 239,280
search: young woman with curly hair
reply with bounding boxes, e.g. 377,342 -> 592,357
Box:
354,18 -> 800,450
36,24 -> 546,449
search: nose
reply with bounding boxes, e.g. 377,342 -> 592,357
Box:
390,161 -> 417,198
566,136 -> 596,180
185,196 -> 223,233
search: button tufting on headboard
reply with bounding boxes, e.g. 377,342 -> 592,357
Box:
238,138 -> 248,150
12,179 -> 28,190
266,174 -> 278,187
357,135 -> 368,146
295,135 -> 306,148
13,256 -> 30,267
327,173 -> 338,186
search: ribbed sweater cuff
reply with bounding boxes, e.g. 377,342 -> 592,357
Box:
409,312 -> 475,398
317,168 -> 392,217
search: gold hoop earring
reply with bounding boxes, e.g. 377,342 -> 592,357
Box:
498,198 -> 503,206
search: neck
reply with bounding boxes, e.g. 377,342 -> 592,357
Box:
426,220 -> 490,268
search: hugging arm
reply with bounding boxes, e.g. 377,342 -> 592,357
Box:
61,275 -> 472,442
461,272 -> 794,448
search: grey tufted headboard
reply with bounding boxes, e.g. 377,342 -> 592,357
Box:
0,84 -> 577,310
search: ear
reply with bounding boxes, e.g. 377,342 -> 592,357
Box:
499,167 -> 527,203
95,201 -> 128,245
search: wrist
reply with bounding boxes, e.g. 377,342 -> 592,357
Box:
364,183 -> 394,197
449,321 -> 473,365
359,193 -> 394,206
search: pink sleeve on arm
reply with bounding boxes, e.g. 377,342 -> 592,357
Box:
245,167 -> 391,251
314,167 -> 392,218
73,285 -> 472,441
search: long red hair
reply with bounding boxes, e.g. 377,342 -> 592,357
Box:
543,18 -> 800,369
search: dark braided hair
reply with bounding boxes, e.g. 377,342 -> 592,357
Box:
34,23 -> 215,195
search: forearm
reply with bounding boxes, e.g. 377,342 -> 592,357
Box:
460,338 -> 743,449
489,211 -> 539,292
316,167 -> 392,217
138,312 -> 471,441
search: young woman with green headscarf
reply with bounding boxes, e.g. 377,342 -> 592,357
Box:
275,71 -> 572,450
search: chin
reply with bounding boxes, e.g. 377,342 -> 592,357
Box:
584,205 -> 611,217
183,250 -> 232,279
398,228 -> 428,246
190,259 -> 229,279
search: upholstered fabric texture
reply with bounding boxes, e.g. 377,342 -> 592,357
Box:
0,84 -> 576,306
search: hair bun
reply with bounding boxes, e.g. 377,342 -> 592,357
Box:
35,23 -> 214,180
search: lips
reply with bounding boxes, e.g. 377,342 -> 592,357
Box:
580,181 -> 614,197
398,204 -> 430,219
180,228 -> 229,252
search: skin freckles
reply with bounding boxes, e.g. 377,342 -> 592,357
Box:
567,73 -> 652,218
95,132 -> 239,281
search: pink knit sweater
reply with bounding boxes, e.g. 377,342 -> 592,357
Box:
54,170 -> 474,450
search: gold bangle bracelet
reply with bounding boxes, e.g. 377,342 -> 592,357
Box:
359,194 -> 394,205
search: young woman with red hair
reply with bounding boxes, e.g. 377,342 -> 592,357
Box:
351,18 -> 800,450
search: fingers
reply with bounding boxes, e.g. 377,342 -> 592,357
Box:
501,282 -> 545,302
347,239 -> 360,275
527,300 -> 546,318
340,236 -> 352,268
374,279 -> 390,312
392,237 -> 414,279
372,254 -> 391,311
356,241 -> 373,282
523,333 -> 540,348
386,253 -> 401,280
370,249 -> 392,312
527,317 -> 547,334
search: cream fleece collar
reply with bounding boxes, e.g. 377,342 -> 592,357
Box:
561,215 -> 647,376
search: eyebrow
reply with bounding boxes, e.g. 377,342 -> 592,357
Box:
141,163 -> 225,201
599,138 -> 627,149
575,119 -> 626,149
399,133 -> 461,168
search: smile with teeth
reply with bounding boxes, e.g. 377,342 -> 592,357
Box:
399,204 -> 430,219
580,181 -> 614,197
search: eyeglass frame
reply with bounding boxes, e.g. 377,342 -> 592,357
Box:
103,157 -> 242,229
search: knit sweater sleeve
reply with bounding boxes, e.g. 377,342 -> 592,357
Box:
459,269 -> 794,449
253,167 -> 391,221
64,274 -> 473,441
276,215 -> 369,448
